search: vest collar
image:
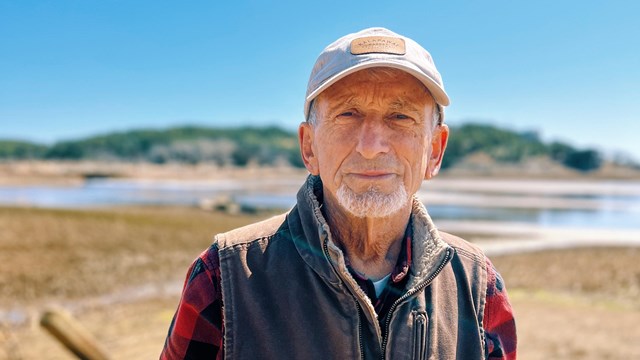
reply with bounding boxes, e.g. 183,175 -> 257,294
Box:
288,175 -> 451,291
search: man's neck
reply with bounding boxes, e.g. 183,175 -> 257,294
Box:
322,191 -> 412,281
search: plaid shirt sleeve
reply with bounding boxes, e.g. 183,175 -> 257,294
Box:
483,258 -> 517,359
160,244 -> 224,360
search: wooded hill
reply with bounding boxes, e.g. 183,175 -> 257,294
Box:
1,126 -> 304,167
0,124 -> 622,172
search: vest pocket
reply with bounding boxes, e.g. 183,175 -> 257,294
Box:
412,311 -> 428,360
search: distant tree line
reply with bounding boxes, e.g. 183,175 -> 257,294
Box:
442,123 -> 605,172
0,140 -> 49,159
0,126 -> 304,168
0,124 -> 619,172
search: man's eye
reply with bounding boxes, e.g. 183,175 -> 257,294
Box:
339,112 -> 354,117
393,114 -> 410,120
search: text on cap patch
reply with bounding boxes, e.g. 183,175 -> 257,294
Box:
350,36 -> 406,55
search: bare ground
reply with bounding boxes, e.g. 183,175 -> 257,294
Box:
1,206 -> 639,359
492,248 -> 640,359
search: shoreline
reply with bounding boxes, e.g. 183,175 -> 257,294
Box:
1,160 -> 639,186
2,163 -> 639,216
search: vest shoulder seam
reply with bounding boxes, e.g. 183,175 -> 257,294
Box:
222,227 -> 289,252
214,212 -> 289,249
439,231 -> 486,265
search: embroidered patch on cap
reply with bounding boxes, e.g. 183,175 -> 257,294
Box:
350,36 -> 406,55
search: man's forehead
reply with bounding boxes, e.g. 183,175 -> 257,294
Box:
318,92 -> 430,110
317,68 -> 435,108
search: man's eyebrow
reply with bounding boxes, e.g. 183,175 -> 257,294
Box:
344,97 -> 361,106
388,98 -> 420,113
325,96 -> 360,114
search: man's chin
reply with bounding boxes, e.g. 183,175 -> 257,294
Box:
347,206 -> 405,219
344,183 -> 401,197
336,185 -> 409,218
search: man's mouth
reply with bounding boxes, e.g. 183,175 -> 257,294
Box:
349,171 -> 396,180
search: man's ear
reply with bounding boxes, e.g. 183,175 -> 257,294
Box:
425,124 -> 449,180
298,122 -> 320,175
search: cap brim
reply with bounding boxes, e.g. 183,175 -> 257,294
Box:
304,60 -> 450,119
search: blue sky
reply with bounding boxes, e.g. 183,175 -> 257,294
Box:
1,1 -> 639,160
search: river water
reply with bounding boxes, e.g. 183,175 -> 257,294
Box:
1,178 -> 639,230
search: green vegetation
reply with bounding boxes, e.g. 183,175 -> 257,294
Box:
0,123 -> 620,172
443,124 -> 548,167
0,140 -> 48,159
42,125 -> 304,167
442,123 -> 605,172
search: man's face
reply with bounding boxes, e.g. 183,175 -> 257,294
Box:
299,68 -> 448,218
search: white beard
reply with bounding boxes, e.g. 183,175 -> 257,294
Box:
336,183 -> 409,218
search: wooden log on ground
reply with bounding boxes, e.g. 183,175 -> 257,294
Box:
40,308 -> 110,360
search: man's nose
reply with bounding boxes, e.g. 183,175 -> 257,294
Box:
355,119 -> 390,159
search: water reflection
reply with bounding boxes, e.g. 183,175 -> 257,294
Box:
1,179 -> 639,230
427,205 -> 638,229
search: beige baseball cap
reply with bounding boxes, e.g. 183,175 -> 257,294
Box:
304,27 -> 449,121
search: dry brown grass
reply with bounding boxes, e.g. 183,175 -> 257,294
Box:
0,206 -> 272,304
491,247 -> 640,307
492,248 -> 640,360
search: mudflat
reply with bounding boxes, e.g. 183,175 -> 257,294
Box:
1,205 -> 639,359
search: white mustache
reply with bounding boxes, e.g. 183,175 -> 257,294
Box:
342,158 -> 400,173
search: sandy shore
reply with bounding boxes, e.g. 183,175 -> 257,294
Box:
2,159 -> 639,187
0,161 -> 310,186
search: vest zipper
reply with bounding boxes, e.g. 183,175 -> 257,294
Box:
354,298 -> 366,360
380,248 -> 453,359
323,236 -> 365,360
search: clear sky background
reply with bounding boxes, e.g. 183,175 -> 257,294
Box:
1,1 -> 639,160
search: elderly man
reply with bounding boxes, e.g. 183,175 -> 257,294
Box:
161,27 -> 516,359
